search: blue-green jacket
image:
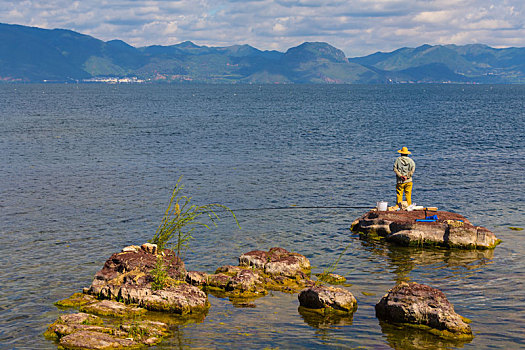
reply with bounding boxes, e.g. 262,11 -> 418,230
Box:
393,156 -> 415,184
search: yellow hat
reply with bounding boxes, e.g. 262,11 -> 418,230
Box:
397,146 -> 411,154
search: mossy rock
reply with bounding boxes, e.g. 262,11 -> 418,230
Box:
79,300 -> 147,318
400,322 -> 475,340
378,320 -> 474,349
45,322 -> 116,341
55,293 -> 98,308
140,299 -> 210,315
120,320 -> 170,345
45,312 -> 171,348
376,282 -> 473,340
141,309 -> 208,326
400,237 -> 501,250
206,287 -> 267,304
264,275 -> 313,293
44,313 -> 109,341
58,330 -> 139,349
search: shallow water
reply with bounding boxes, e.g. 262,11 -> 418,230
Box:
1,84 -> 524,349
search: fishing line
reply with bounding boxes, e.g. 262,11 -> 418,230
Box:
218,205 -> 372,212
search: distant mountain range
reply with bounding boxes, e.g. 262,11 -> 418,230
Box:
1,23 -> 524,84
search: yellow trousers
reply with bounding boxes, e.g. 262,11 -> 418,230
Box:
396,182 -> 413,206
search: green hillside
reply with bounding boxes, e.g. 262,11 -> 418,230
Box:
1,23 -> 523,83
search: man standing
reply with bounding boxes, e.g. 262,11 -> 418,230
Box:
393,146 -> 415,208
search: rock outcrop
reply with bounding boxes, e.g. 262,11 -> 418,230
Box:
351,210 -> 500,249
185,247 -> 314,298
45,245 -> 344,349
181,247 -> 313,299
375,282 -> 473,339
85,243 -> 209,315
128,283 -> 209,313
239,247 -> 313,292
298,285 -> 357,314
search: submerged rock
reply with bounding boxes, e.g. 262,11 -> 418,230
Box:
79,299 -> 147,318
298,285 -> 357,313
351,210 -> 500,249
59,330 -> 137,350
379,320 -> 473,350
375,282 -> 473,339
315,273 -> 347,285
45,312 -> 169,349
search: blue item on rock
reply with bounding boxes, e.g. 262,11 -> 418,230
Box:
416,215 -> 439,223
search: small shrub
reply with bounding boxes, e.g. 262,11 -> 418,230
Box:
126,321 -> 148,339
150,176 -> 239,257
151,255 -> 169,291
316,243 -> 351,286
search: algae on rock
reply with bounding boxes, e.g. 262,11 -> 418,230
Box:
375,282 -> 474,340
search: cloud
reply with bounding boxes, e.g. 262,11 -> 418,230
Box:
414,10 -> 455,24
0,0 -> 523,56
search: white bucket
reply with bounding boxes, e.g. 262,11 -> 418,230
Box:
377,201 -> 388,211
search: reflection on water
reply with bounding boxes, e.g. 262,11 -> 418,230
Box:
379,321 -> 473,350
298,306 -> 354,329
207,289 -> 261,308
165,327 -> 187,350
358,235 -> 494,283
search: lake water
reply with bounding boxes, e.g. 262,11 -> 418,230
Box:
1,84 -> 524,349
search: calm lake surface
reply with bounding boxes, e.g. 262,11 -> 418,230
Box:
1,84 -> 524,349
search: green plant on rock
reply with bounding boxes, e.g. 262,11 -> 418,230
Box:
150,176 -> 240,258
151,255 -> 169,291
126,321 -> 148,340
315,243 -> 351,286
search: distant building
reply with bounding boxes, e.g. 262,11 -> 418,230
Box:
83,77 -> 145,84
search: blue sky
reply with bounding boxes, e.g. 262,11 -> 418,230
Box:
1,0 -> 523,57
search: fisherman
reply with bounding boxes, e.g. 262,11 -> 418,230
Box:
393,146 -> 415,208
